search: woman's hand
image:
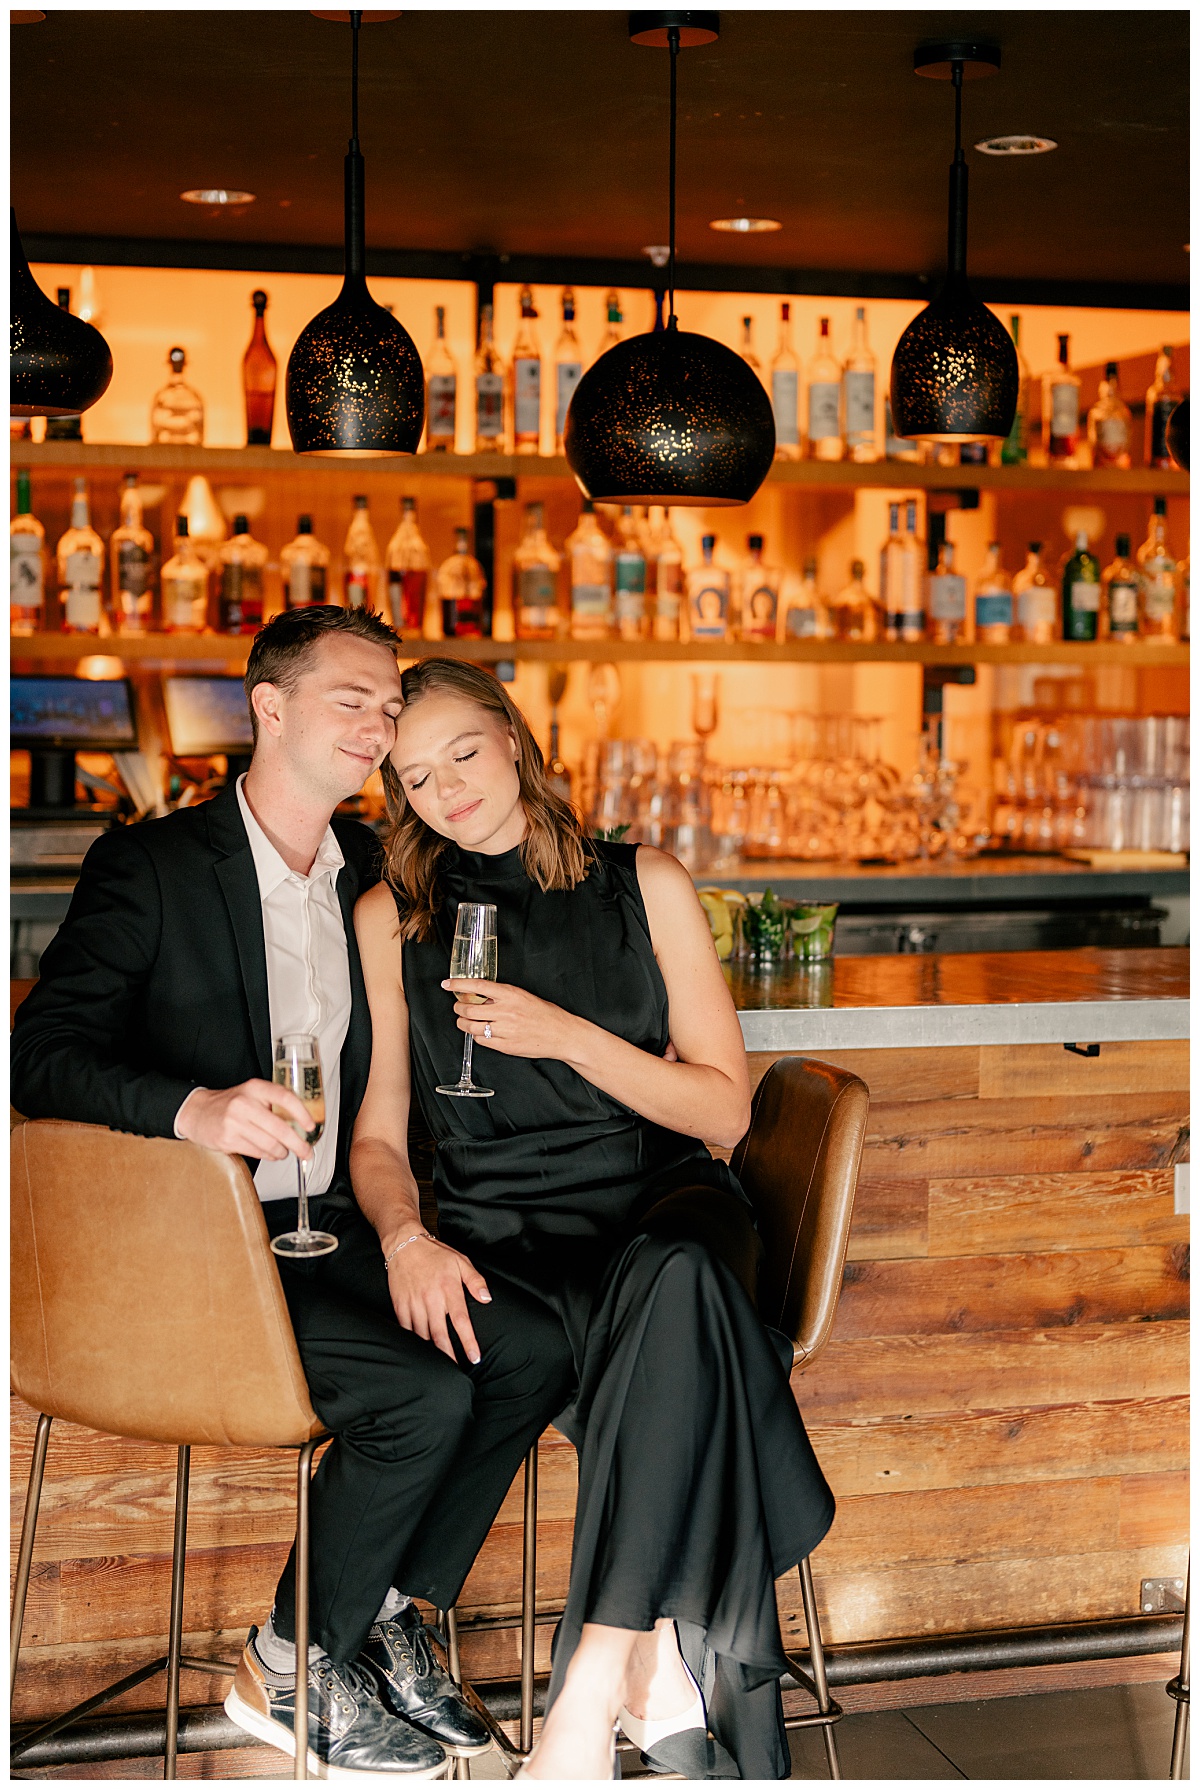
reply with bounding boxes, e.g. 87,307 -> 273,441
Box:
442,979 -> 584,1061
385,1232 -> 491,1365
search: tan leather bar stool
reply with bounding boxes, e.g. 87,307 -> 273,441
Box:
10,1119 -> 328,1781
514,1055 -> 869,1780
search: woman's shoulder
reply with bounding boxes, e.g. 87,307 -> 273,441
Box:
354,876 -> 405,939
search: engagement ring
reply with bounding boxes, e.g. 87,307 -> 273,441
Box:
483,1022 -> 492,1039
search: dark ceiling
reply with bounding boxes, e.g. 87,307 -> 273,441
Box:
10,10 -> 1191,304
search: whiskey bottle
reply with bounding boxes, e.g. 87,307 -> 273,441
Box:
614,508 -> 647,642
1044,334 -> 1081,466
884,395 -> 923,463
770,303 -> 800,459
1013,543 -> 1057,644
567,501 -> 613,641
1137,498 -> 1178,640
385,496 -> 431,638
806,317 -> 843,461
111,472 -> 157,635
1145,347 -> 1177,469
243,290 -> 277,446
973,542 -> 1013,643
513,502 -> 561,639
686,536 -> 731,641
10,468 -> 45,636
161,516 -> 209,634
219,515 -> 267,635
281,516 -> 331,609
510,285 -> 542,454
1061,530 -> 1100,642
1102,534 -> 1140,642
927,538 -> 967,645
425,306 -> 457,452
150,346 -> 204,446
830,559 -> 882,643
474,304 -> 506,454
343,495 -> 381,612
781,557 -> 826,642
999,316 -> 1029,465
56,479 -> 105,635
554,288 -> 583,453
1087,362 -> 1133,469
437,527 -> 486,638
648,506 -> 683,642
844,306 -> 878,462
880,502 -> 904,641
44,290 -> 84,441
738,534 -> 780,642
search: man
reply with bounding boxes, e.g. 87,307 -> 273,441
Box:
11,607 -> 574,1779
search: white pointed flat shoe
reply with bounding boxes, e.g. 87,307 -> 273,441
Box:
618,1650 -> 706,1755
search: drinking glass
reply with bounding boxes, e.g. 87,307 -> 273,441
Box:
436,902 -> 498,1099
270,1034 -> 338,1259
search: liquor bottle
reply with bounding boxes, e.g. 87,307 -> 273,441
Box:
973,542 -> 1013,644
44,290 -> 85,441
999,316 -> 1029,465
806,316 -> 843,461
1061,530 -> 1100,643
567,501 -> 613,640
770,303 -> 800,459
614,508 -> 647,641
546,717 -> 572,804
686,536 -> 731,641
510,284 -> 542,454
219,515 -> 267,635
554,287 -> 583,453
880,502 -> 903,641
56,479 -> 105,635
343,495 -> 381,612
385,496 -> 431,638
926,538 -> 967,645
1102,534 -> 1140,643
739,316 -> 762,384
648,506 -> 683,642
1044,334 -> 1081,466
599,290 -> 624,356
1013,542 -> 1057,644
10,468 -> 45,636
513,502 -> 561,639
179,474 -> 226,575
474,303 -> 506,454
161,516 -> 209,634
243,290 -> 277,446
1178,553 -> 1190,643
1137,498 -> 1178,641
884,395 -> 922,463
781,557 -> 826,642
1145,347 -> 1177,469
958,441 -> 988,466
1087,362 -> 1133,469
883,500 -> 924,642
425,306 -> 457,452
150,346 -> 204,446
738,535 -> 780,642
843,306 -> 877,462
111,472 -> 156,635
830,559 -> 882,643
281,515 -> 330,610
437,528 -> 486,639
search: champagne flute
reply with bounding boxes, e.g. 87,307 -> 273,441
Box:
436,901 -> 498,1099
270,1034 -> 338,1258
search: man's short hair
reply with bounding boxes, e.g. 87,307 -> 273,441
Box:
243,606 -> 399,741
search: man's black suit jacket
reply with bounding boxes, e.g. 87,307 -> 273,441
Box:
10,780 -> 383,1193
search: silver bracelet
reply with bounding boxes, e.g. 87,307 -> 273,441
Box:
383,1231 -> 431,1270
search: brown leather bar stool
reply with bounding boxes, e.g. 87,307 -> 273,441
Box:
10,1119 -> 329,1781
513,1055 -> 869,1780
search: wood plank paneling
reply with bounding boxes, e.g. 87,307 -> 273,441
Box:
747,1047 -> 981,1105
865,1090 -> 1188,1180
927,1170 -> 1187,1255
1116,1470 -> 1191,1549
817,1476 -> 1123,1572
844,1178 -> 929,1261
978,1038 -> 1190,1099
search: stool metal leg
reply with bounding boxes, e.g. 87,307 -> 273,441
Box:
163,1445 -> 191,1779
443,1610 -> 470,1780
10,1412 -> 53,1706
1169,1562 -> 1190,1780
519,1442 -> 539,1756
799,1556 -> 842,1780
294,1437 -> 320,1783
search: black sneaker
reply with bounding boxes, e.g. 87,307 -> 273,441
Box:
224,1626 -> 448,1778
360,1605 -> 492,1758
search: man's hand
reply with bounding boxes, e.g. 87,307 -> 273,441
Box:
175,1080 -> 314,1162
385,1234 -> 491,1365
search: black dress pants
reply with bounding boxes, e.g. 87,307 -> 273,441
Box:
265,1198 -> 576,1664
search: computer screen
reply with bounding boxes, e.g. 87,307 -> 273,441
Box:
10,676 -> 138,750
162,676 -> 255,757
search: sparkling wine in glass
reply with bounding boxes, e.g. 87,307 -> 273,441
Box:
436,901 -> 498,1099
270,1033 -> 338,1258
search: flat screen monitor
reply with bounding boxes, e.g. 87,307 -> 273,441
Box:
163,676 -> 255,757
10,676 -> 138,751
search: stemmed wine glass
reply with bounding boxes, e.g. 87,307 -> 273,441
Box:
270,1034 -> 338,1259
436,902 -> 498,1099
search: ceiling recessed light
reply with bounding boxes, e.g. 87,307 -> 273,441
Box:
643,245 -> 670,267
180,188 -> 256,206
974,135 -> 1057,156
709,216 -> 782,234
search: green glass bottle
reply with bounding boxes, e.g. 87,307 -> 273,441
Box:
999,315 -> 1029,465
1062,531 -> 1100,642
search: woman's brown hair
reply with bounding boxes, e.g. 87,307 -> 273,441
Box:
380,658 -> 593,941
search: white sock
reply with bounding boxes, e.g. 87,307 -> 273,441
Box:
376,1587 -> 413,1622
254,1609 -> 328,1676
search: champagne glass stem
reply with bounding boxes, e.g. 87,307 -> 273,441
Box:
295,1153 -> 312,1242
460,1031 -> 475,1090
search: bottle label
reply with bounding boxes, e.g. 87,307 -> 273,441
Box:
895,610 -> 925,636
427,374 -> 456,441
1050,381 -> 1079,439
743,581 -> 778,636
514,358 -> 541,438
10,542 -> 43,610
1143,571 -> 1176,619
689,580 -> 728,639
974,591 -> 1013,630
614,553 -> 646,624
65,548 -> 101,591
518,565 -> 557,630
287,562 -> 326,608
571,582 -> 610,620
928,573 -> 966,621
222,564 -> 263,633
1108,579 -> 1139,634
785,604 -> 818,639
345,571 -> 374,612
654,561 -> 682,629
1069,578 -> 1100,614
556,362 -> 582,438
389,567 -> 427,635
476,372 -> 504,442
807,381 -> 840,442
442,596 -> 483,639
1017,585 -> 1056,632
844,370 -> 875,440
163,577 -> 202,630
64,584 -> 102,630
117,541 -> 152,627
771,369 -> 799,446
1096,414 -> 1130,457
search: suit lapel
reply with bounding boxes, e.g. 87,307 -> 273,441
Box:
207,784 -> 272,1081
336,857 -> 371,1124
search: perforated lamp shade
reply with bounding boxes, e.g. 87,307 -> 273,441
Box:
565,319 -> 776,506
1166,397 -> 1190,472
10,210 -> 112,417
890,273 -> 1018,441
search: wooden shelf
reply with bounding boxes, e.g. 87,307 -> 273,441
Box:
13,440 -> 1191,497
11,632 -> 1190,670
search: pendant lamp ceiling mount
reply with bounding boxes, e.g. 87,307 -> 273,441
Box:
629,11 -> 719,47
913,39 -> 1001,81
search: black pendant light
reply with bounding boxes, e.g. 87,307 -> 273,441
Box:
564,11 -> 775,506
10,211 -> 112,417
890,41 -> 1018,443
1166,397 -> 1190,472
287,11 -> 423,456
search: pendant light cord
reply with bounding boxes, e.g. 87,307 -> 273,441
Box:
345,9 -> 365,283
947,57 -> 967,279
350,8 -> 361,149
667,24 -> 679,326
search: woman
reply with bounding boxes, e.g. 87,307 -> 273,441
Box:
352,659 -> 834,1779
